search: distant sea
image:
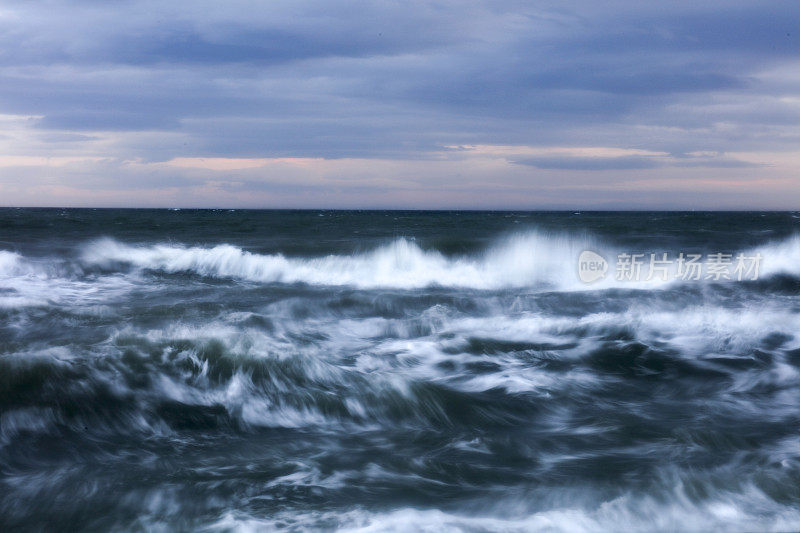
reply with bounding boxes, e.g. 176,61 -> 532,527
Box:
2,209 -> 800,531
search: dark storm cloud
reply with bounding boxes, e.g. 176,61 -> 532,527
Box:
0,1 -> 795,140
0,0 -> 798,207
0,1 -> 457,67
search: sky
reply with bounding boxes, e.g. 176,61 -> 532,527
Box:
0,0 -> 798,209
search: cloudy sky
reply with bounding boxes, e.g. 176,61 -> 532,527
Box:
0,0 -> 798,208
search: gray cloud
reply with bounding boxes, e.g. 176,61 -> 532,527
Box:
514,154 -> 762,171
515,156 -> 662,170
0,0 -> 798,206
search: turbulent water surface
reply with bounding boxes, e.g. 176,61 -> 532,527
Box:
2,209 -> 800,532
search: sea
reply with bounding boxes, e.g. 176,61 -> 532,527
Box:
2,208 -> 800,531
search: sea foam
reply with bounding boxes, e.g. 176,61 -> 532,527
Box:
0,250 -> 25,277
79,232 -> 602,289
6,231 -> 800,291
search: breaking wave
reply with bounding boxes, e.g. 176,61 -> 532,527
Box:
1,231 -> 799,304
74,231 -> 800,289
0,250 -> 25,278
79,232 -> 602,289
754,234 -> 800,277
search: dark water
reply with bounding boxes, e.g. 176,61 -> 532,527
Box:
2,209 -> 800,531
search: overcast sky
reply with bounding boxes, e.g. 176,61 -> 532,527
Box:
0,0 -> 798,208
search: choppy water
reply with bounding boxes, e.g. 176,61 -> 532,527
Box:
2,209 -> 800,532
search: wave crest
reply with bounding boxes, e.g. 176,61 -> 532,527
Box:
0,250 -> 25,277
80,232 -> 599,289
753,235 -> 800,278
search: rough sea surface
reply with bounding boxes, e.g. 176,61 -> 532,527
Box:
2,209 -> 800,531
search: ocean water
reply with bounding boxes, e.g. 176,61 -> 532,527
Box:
2,209 -> 800,531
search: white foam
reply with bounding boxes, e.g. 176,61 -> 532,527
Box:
3,230 -> 799,308
0,247 -> 137,308
204,485 -> 800,532
80,232 -> 604,290
752,234 -> 800,277
91,230 -> 800,291
0,250 -> 25,277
